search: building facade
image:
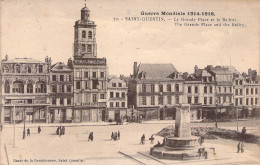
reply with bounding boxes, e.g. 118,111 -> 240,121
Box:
72,5 -> 107,122
106,76 -> 128,121
49,62 -> 73,123
1,55 -> 51,124
128,62 -> 184,120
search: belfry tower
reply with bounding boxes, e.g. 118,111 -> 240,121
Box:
74,3 -> 97,58
72,3 -> 107,123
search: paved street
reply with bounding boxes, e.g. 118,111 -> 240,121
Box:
1,120 -> 260,165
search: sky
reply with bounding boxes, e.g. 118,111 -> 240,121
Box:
1,0 -> 259,76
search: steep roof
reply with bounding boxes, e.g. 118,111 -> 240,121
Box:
137,63 -> 177,79
51,62 -> 72,72
2,58 -> 44,64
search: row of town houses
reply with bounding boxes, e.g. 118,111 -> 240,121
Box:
0,5 -> 259,124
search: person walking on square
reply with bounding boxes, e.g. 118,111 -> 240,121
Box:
241,142 -> 244,153
118,131 -> 120,140
27,128 -> 30,136
38,126 -> 41,134
62,126 -> 65,135
111,132 -> 114,140
237,142 -> 241,153
56,127 -> 60,135
59,126 -> 62,137
140,134 -> 145,145
149,135 -> 154,144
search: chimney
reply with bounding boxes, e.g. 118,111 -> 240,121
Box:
194,65 -> 198,74
133,62 -> 138,77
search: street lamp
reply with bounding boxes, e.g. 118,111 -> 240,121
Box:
12,104 -> 16,148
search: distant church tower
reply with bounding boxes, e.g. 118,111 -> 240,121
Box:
74,3 -> 97,58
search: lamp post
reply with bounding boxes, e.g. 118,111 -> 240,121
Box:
13,104 -> 16,148
236,106 -> 238,131
23,108 -> 26,139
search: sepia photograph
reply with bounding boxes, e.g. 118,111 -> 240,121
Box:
0,0 -> 259,164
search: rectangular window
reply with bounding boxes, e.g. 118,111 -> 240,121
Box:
188,97 -> 192,104
167,84 -> 171,92
151,84 -> 155,92
235,98 -> 238,106
92,72 -> 97,78
229,87 -> 232,93
218,87 -> 221,93
100,72 -> 104,78
93,94 -> 97,103
236,80 -> 238,85
209,97 -> 213,104
175,96 -> 179,104
76,81 -> 80,89
100,94 -> 105,99
195,86 -> 198,93
122,92 -> 125,98
52,85 -> 57,93
204,86 -> 207,93
175,84 -> 179,92
246,98 -> 249,105
110,102 -> 113,107
204,97 -> 207,104
69,75 -> 72,82
60,75 -> 64,82
240,89 -> 243,95
251,88 -> 254,94
60,98 -> 64,105
159,96 -> 163,105
246,88 -> 249,95
236,89 -> 238,95
118,83 -> 122,87
61,85 -> 65,93
224,87 -> 227,93
251,98 -> 254,105
116,102 -> 119,107
203,77 -> 207,82
110,92 -> 114,98
188,87 -> 192,93
142,96 -> 146,105
28,99 -> 32,104
84,72 -> 88,77
92,80 -> 98,89
121,102 -> 125,107
159,85 -> 163,92
67,85 -> 71,92
67,98 -> 71,105
112,83 -> 116,87
52,75 -> 56,81
116,92 -> 119,98
142,84 -> 146,92
210,86 -> 212,93
255,98 -> 258,105
151,96 -> 155,105
256,88 -> 258,94
52,98 -> 56,105
167,96 -> 172,104
239,80 -> 242,85
194,97 -> 198,104
240,98 -> 243,105
223,96 -> 226,103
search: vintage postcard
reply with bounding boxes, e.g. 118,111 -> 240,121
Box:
0,0 -> 259,165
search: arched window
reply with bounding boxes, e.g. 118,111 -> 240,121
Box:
27,83 -> 33,93
36,81 -> 46,93
15,65 -> 20,73
88,31 -> 92,39
13,81 -> 24,93
87,45 -> 92,53
38,65 -> 43,73
82,30 -> 86,38
4,81 -> 10,93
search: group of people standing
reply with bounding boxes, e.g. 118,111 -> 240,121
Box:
237,127 -> 246,153
111,131 -> 120,141
56,126 -> 65,136
140,134 -> 155,145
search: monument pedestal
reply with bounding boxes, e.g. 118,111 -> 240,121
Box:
150,104 -> 215,160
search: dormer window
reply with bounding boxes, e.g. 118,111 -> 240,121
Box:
82,30 -> 86,38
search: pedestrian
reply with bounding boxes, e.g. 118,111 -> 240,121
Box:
38,126 -> 41,134
241,127 -> 246,141
59,126 -> 62,137
149,135 -> 154,144
162,137 -> 166,146
27,128 -> 30,136
111,132 -> 114,140
237,142 -> 241,153
140,134 -> 145,145
62,126 -> 65,135
241,142 -> 244,153
88,132 -> 93,141
118,130 -> 120,140
91,132 -> 94,141
56,127 -> 60,135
